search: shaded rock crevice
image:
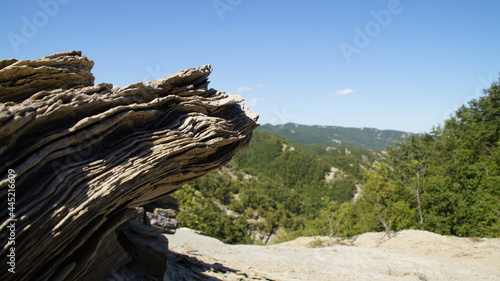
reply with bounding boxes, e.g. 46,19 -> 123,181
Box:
0,51 -> 258,281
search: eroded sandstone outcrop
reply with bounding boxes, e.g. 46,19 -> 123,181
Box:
0,51 -> 258,281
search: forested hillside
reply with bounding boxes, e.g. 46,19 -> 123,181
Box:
175,78 -> 500,243
327,78 -> 500,238
174,131 -> 377,243
258,123 -> 413,150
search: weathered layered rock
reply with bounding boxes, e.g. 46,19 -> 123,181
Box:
106,195 -> 179,280
143,194 -> 180,234
0,50 -> 94,103
0,51 -> 258,281
117,220 -> 169,279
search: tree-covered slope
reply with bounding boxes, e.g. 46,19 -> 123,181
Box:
175,77 -> 500,243
330,78 -> 500,238
258,123 -> 413,150
174,131 -> 377,244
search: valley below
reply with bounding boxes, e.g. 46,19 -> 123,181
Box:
165,228 -> 500,281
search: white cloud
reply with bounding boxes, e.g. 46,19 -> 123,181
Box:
237,86 -> 252,93
257,84 -> 266,88
247,97 -> 265,106
333,88 -> 355,96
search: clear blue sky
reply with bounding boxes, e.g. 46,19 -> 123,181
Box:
1,0 -> 499,133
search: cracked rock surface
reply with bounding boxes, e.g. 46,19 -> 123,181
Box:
0,51 -> 258,281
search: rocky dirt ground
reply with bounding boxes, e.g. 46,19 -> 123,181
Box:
165,228 -> 500,281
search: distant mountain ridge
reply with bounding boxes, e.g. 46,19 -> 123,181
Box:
258,123 -> 414,150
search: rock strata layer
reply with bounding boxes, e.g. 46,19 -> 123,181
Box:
0,51 -> 258,281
